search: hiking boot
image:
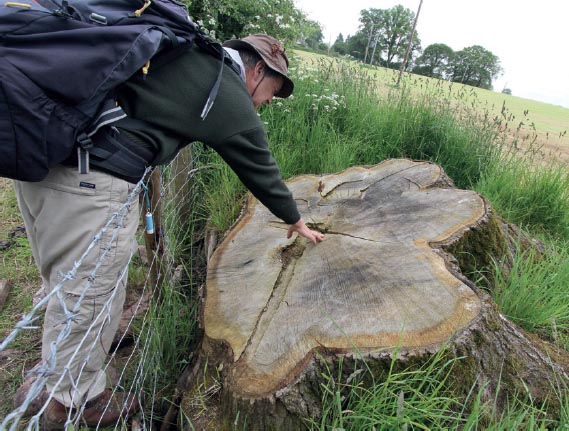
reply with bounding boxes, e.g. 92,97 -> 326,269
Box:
12,374 -> 48,417
13,365 -> 120,417
42,389 -> 140,430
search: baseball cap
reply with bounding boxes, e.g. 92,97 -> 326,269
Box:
222,34 -> 294,98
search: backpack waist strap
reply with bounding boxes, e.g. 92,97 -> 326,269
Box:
66,125 -> 156,184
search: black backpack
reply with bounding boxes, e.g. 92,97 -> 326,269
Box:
0,0 -> 226,182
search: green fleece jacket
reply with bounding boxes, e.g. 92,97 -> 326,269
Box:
117,45 -> 300,225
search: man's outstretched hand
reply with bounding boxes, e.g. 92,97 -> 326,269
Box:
287,218 -> 324,245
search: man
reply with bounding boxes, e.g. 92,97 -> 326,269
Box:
13,34 -> 324,428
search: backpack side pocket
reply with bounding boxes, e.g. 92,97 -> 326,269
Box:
0,57 -> 85,181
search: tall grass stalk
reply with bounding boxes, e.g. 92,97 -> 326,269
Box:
308,349 -> 566,430
265,58 -> 503,189
476,152 -> 569,239
489,243 -> 569,339
134,165 -> 206,419
310,352 -> 459,430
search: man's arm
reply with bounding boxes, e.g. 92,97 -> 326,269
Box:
211,129 -> 323,244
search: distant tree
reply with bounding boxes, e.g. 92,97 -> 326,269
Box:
412,43 -> 454,79
376,5 -> 421,69
358,8 -> 385,64
448,45 -> 502,90
345,32 -> 369,61
301,19 -> 324,49
355,6 -> 421,68
332,33 -> 347,55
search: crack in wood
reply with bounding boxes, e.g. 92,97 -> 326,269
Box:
403,176 -> 423,189
268,221 -> 329,234
317,163 -> 432,205
359,162 -> 431,193
305,222 -> 328,234
319,179 -> 364,198
237,239 -> 306,362
325,231 -> 383,243
267,222 -> 389,243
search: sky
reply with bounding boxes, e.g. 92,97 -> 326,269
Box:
294,0 -> 569,109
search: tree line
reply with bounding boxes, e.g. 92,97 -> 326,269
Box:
331,6 -> 503,91
186,1 -> 503,92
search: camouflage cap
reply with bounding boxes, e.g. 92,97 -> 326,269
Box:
223,34 -> 294,98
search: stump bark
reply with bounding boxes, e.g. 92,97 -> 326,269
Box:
181,159 -> 568,430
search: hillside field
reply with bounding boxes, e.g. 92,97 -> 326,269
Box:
293,49 -> 569,163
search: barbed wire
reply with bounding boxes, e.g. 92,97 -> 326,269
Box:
2,167 -> 151,430
1,151 -> 209,430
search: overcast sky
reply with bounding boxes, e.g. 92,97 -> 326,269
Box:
294,0 -> 569,109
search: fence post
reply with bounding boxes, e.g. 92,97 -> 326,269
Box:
143,168 -> 165,292
171,146 -> 194,225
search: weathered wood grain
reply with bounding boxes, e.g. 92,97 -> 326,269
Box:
205,160 -> 483,397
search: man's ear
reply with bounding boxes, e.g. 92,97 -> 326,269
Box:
254,61 -> 265,78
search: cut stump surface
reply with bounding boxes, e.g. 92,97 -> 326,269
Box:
205,159 -> 484,398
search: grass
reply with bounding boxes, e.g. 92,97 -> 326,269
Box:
476,153 -> 569,238
202,54 -> 568,236
309,350 -> 460,430
0,179 -> 39,292
307,350 -> 565,430
489,242 -> 569,344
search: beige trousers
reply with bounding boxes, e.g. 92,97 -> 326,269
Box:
14,165 -> 139,407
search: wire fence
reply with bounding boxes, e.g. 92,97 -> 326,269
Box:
1,148 -> 204,430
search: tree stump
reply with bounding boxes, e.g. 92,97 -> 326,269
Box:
181,159 -> 568,430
